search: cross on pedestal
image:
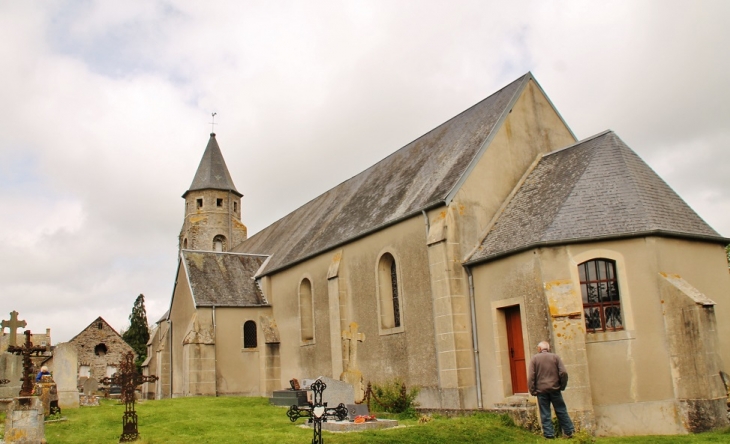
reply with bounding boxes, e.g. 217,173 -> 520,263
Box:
7,330 -> 49,396
100,351 -> 158,442
287,379 -> 348,444
1,311 -> 27,347
342,322 -> 365,372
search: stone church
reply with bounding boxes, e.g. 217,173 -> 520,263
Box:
144,73 -> 730,436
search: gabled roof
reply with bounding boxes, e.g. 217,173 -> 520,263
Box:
181,250 -> 269,307
466,131 -> 728,265
183,133 -> 242,198
236,73 -> 547,274
67,316 -> 124,344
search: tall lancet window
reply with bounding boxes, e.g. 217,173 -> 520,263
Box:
378,252 -> 403,331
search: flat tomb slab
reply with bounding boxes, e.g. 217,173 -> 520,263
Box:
308,419 -> 399,432
269,390 -> 309,407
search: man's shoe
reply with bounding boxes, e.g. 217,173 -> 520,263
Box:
544,436 -> 555,440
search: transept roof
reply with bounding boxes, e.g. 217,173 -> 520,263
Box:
181,251 -> 269,307
466,131 -> 728,264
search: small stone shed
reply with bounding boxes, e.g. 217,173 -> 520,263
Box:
66,316 -> 134,386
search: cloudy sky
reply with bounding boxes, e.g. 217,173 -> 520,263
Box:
1,1 -> 728,344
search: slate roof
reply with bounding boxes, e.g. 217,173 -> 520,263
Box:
466,131 -> 728,265
181,250 -> 269,307
236,73 -> 545,274
183,133 -> 242,198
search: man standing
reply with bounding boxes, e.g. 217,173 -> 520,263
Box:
527,341 -> 575,439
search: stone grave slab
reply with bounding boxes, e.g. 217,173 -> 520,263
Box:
346,403 -> 370,421
269,389 -> 309,407
316,418 -> 399,432
302,376 -> 354,407
83,377 -> 98,396
4,396 -> 45,444
53,342 -> 79,409
0,352 -> 22,398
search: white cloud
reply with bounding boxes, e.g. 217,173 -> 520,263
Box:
1,0 -> 728,343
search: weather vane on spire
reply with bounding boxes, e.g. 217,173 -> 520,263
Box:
210,112 -> 217,133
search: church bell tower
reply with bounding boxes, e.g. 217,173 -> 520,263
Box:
179,133 -> 247,252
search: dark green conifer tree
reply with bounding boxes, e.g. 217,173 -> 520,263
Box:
122,294 -> 150,372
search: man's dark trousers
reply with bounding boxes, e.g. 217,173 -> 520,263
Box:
537,390 -> 574,438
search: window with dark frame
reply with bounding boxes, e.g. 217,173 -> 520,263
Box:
216,198 -> 223,207
196,198 -> 203,209
579,259 -> 623,333
390,260 -> 401,328
243,320 -> 257,348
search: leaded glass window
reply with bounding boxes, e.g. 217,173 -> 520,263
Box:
391,260 -> 401,328
579,259 -> 623,332
243,320 -> 257,348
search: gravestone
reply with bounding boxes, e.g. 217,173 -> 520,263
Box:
53,342 -> 79,409
0,350 -> 23,398
4,396 -> 45,444
303,376 -> 354,407
346,403 -> 370,421
83,378 -> 99,396
340,322 -> 365,402
35,375 -> 59,417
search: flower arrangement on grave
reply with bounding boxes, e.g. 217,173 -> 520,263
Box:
353,414 -> 377,423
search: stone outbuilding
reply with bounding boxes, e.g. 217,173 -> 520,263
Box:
67,316 -> 134,385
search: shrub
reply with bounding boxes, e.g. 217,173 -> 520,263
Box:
369,379 -> 419,417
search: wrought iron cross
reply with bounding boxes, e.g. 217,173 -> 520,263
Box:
1,310 -> 27,347
7,330 -> 49,396
100,351 -> 158,442
287,379 -> 348,444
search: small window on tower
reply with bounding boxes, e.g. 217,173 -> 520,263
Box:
234,202 -> 238,212
196,198 -> 203,209
217,198 -> 223,207
97,322 -> 103,330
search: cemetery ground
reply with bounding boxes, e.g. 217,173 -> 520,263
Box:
8,396 -> 726,444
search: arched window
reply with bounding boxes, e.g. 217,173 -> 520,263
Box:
579,259 -> 623,332
378,253 -> 402,330
213,235 -> 227,252
243,321 -> 257,348
299,278 -> 314,343
183,238 -> 188,249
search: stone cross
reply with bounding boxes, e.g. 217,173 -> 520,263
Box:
1,310 -> 27,347
7,330 -> 48,396
342,322 -> 365,372
100,351 -> 158,442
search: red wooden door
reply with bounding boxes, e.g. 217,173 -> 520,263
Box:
505,306 -> 528,394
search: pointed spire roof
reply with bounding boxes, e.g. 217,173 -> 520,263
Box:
183,133 -> 242,198
466,131 -> 728,265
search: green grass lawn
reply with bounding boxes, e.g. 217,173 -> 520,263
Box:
42,397 -> 730,444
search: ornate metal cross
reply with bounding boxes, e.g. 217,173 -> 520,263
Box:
1,310 -> 27,347
7,330 -> 49,396
287,379 -> 348,444
100,351 -> 158,442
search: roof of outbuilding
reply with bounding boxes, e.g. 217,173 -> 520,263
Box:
235,73 -> 539,274
181,250 -> 269,307
183,133 -> 242,198
466,131 -> 727,265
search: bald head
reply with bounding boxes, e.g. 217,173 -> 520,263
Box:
537,341 -> 550,352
